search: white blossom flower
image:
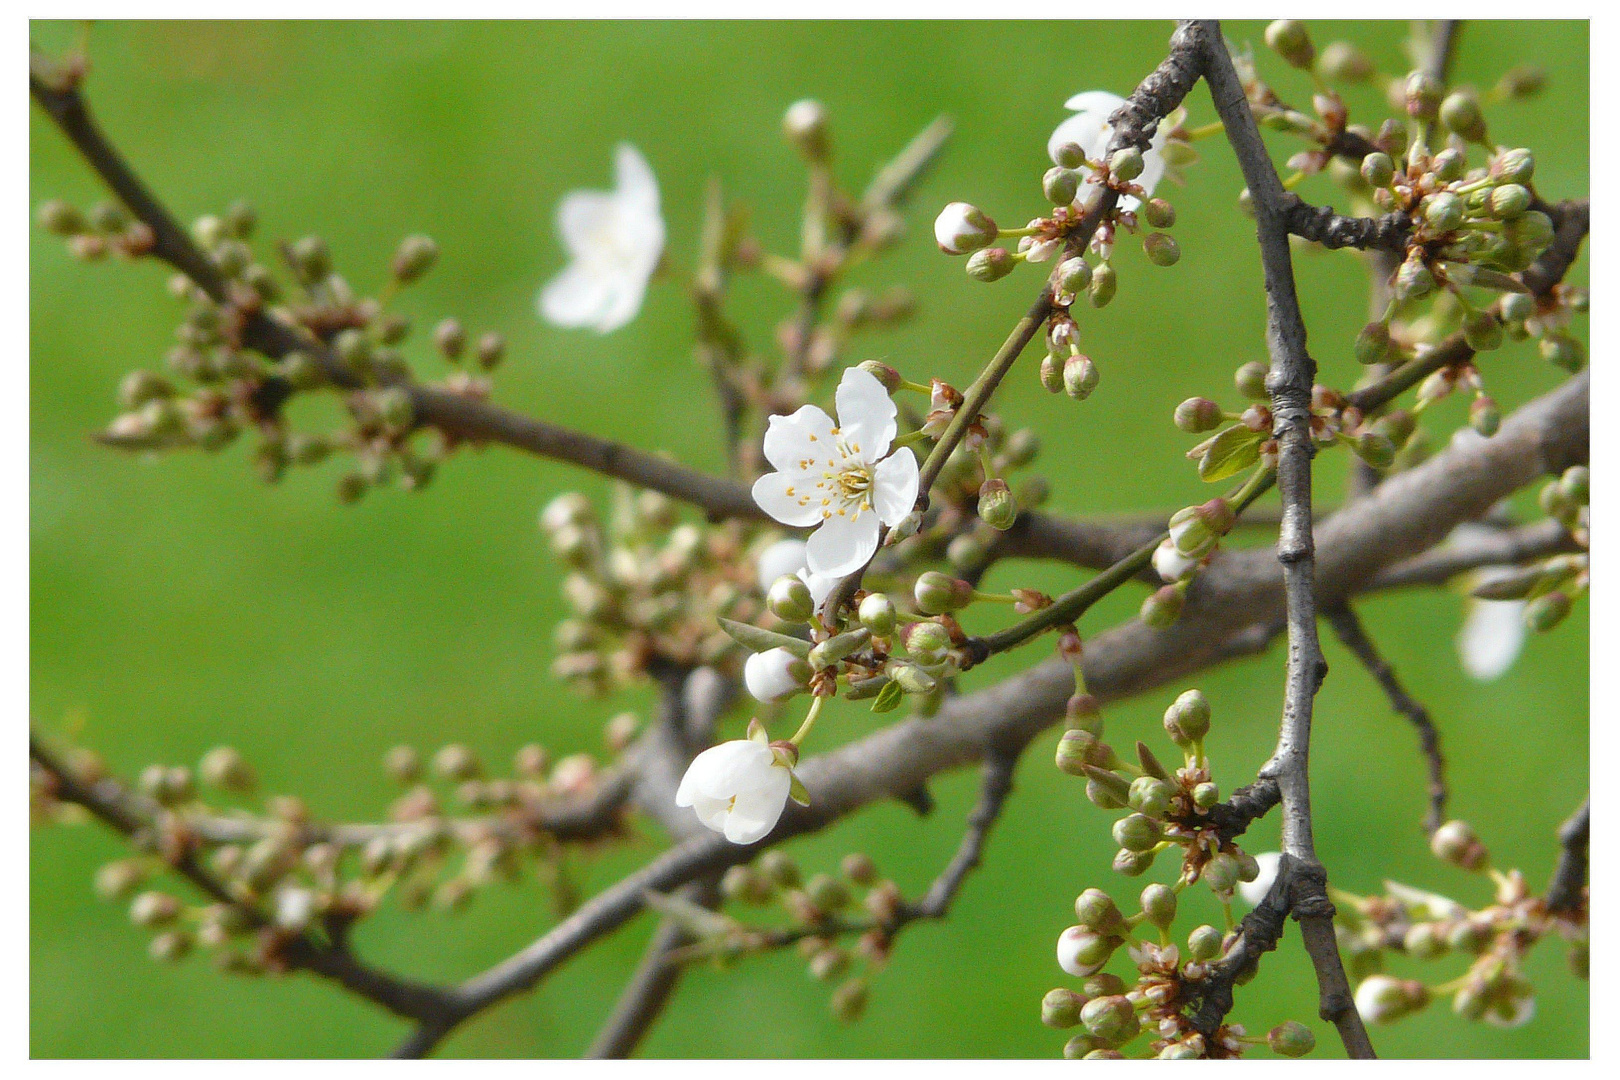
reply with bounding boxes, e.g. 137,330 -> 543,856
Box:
1153,537 -> 1201,583
1457,564 -> 1528,681
744,647 -> 809,703
539,143 -> 665,334
675,730 -> 804,844
1047,90 -> 1168,211
751,366 -> 920,579
1237,851 -> 1282,907
933,201 -> 998,255
755,538 -> 839,607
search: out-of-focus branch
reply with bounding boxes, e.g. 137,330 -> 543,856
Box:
1544,798 -> 1589,917
1325,603 -> 1447,835
1363,519 -> 1576,591
1198,20 -> 1373,1058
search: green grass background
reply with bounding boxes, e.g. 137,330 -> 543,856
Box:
30,19 -> 1588,1059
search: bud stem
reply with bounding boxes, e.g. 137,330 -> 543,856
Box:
789,694 -> 828,748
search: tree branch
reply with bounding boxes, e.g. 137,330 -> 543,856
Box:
1544,798 -> 1589,916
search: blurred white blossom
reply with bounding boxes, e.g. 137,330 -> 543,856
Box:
539,143 -> 665,333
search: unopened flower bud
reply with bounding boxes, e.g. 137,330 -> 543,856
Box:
1264,20 -> 1315,69
1042,987 -> 1087,1028
1088,262 -> 1117,307
913,571 -> 972,615
1355,974 -> 1429,1024
934,202 -> 998,255
433,743 -> 480,781
1043,166 -> 1081,206
1203,852 -> 1240,893
903,619 -> 952,664
1232,360 -> 1269,401
830,977 -> 867,1022
977,478 -> 1017,531
965,246 -> 1015,282
1163,688 -> 1211,746
1188,924 -> 1223,961
1360,151 -> 1395,189
1140,883 -> 1177,929
1320,41 -> 1373,82
1143,198 -> 1175,229
290,235 -> 331,283
38,199 -> 87,236
1128,776 -> 1175,819
1405,72 -> 1442,120
1057,926 -> 1114,977
1492,148 -> 1535,185
767,574 -> 814,623
1422,192 -> 1465,233
95,859 -> 149,901
1112,813 -> 1160,853
199,746 -> 255,793
1073,888 -> 1125,934
1394,254 -> 1435,300
1109,146 -> 1144,183
1439,91 -> 1487,142
805,872 -> 850,912
1174,397 -> 1222,433
1142,232 -> 1180,266
1193,782 -> 1220,810
1525,590 -> 1572,632
856,360 -> 902,392
130,891 -> 182,928
1352,430 -> 1397,470
1112,847 -> 1155,877
1141,583 -> 1185,626
1055,730 -> 1096,777
1463,309 -> 1504,353
1269,1020 -> 1316,1057
1063,355 -> 1099,400
1056,256 -> 1092,297
475,331 -> 506,370
1081,994 -> 1139,1043
1469,395 -> 1501,437
783,99 -> 829,161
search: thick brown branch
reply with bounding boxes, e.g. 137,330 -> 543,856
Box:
1544,798 -> 1589,916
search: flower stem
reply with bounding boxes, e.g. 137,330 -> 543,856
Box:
788,694 -> 828,748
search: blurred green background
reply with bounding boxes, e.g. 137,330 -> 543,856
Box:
31,19 -> 1587,1059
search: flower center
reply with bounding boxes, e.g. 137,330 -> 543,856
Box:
786,433 -> 878,522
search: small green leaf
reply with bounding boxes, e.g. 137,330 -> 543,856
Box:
1197,424 -> 1264,482
717,617 -> 811,658
870,679 -> 905,713
1136,741 -> 1170,780
788,772 -> 812,807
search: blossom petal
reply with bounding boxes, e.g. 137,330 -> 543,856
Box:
801,568 -> 839,606
752,471 -> 823,528
681,740 -> 775,801
539,264 -> 614,330
1048,109 -> 1110,166
872,449 -> 919,526
804,511 -> 880,578
761,405 -> 837,474
834,366 -> 897,458
1237,851 -> 1281,907
613,143 -> 660,212
589,270 -> 652,334
555,190 -> 622,258
756,538 -> 809,593
1458,596 -> 1527,681
687,792 -> 733,834
722,769 -> 791,844
744,648 -> 806,703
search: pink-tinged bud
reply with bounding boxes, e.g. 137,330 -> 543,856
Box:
1140,583 -> 1184,627
1430,819 -> 1490,870
1056,628 -> 1084,664
913,571 -> 973,615
1174,397 -> 1223,433
1355,975 -> 1430,1024
856,359 -> 902,392
934,202 -> 998,255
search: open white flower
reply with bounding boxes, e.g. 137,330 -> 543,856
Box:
539,143 -> 665,334
675,726 -> 807,844
755,537 -> 839,607
744,647 -> 809,703
1237,851 -> 1282,907
751,366 -> 920,579
1047,90 -> 1169,211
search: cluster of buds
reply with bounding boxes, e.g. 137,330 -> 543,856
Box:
541,488 -> 767,694
1338,820 -> 1586,1031
1142,497 -> 1236,625
37,196 -> 158,262
699,849 -> 903,1022
1468,465 -> 1589,633
47,195 -> 512,502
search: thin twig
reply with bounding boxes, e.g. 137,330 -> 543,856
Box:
1544,798 -> 1590,916
1325,603 -> 1448,834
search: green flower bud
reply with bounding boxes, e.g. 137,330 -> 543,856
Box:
1142,232 -> 1180,266
903,620 -> 952,663
1043,166 -> 1081,206
1439,91 -> 1487,142
1525,590 -> 1572,632
1235,361 -> 1270,401
1142,198 -> 1176,229
1112,812 -> 1161,853
1112,847 -> 1155,876
198,746 -> 255,793
857,360 -> 903,392
1139,883 -> 1177,929
1063,355 -> 1099,400
758,849 -> 800,889
1088,262 -> 1117,307
290,235 -> 331,283
1539,334 -> 1586,373
1056,256 -> 1092,296
1505,210 -> 1555,256
375,386 -> 415,429
1422,192 -> 1465,233
1174,397 -> 1223,433
965,246 -> 1015,282
1264,20 -> 1315,69
95,859 -> 149,901
1463,310 -> 1504,353
476,331 -> 506,371
433,743 -> 481,781
913,571 -> 973,615
1055,730 -> 1096,776
1320,41 -> 1373,82
768,574 -> 815,623
1163,688 -> 1211,746
1360,151 -> 1395,189
1394,255 -> 1435,301
840,852 -> 877,886
1374,409 -> 1417,448
1469,395 -> 1501,437
1042,987 -> 1087,1029
1487,184 -> 1531,221
978,478 -> 1017,531
1405,72 -> 1443,120
1128,776 -> 1175,819
38,199 -> 87,236
721,864 -> 770,904
1193,782 -> 1220,809
830,977 -> 868,1023
1053,141 -> 1086,169
783,99 -> 829,161
1062,1034 -> 1102,1059
130,891 -> 183,928
1187,924 -> 1223,961
89,202 -> 130,233
1109,146 -> 1144,183
1203,852 -> 1240,893
858,592 -> 897,637
806,872 -> 850,911
1352,430 -> 1397,470
1073,888 -> 1125,934
1081,995 -> 1139,1044
1140,584 -> 1184,628
1038,353 -> 1065,394
1492,148 -> 1535,185
149,929 -> 193,964
1268,1021 -> 1316,1057
1559,465 -> 1590,506
1403,922 -> 1448,960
